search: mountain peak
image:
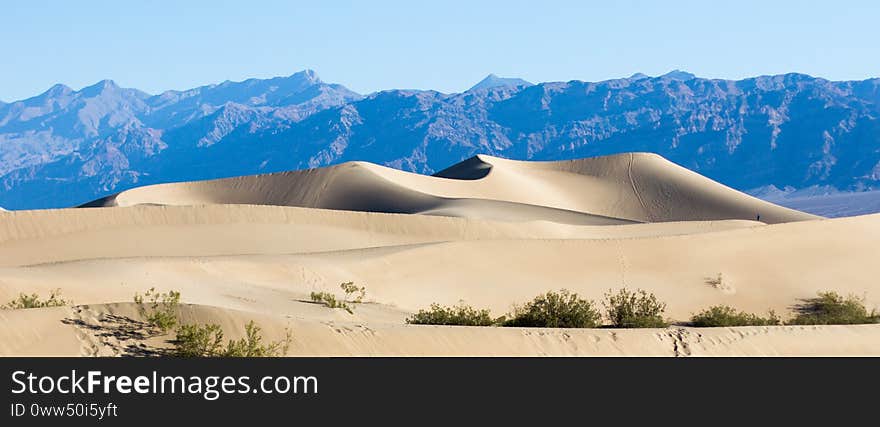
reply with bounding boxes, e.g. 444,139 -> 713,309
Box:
289,69 -> 322,85
43,83 -> 74,97
468,74 -> 533,91
97,79 -> 119,89
628,72 -> 650,80
659,69 -> 696,81
80,79 -> 122,96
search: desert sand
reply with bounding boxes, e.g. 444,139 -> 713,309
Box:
1,152 -> 878,356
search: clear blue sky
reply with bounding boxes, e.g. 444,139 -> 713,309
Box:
2,0 -> 878,101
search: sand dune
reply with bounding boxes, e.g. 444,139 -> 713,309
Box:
1,212 -> 876,321
84,153 -> 817,224
0,204 -> 762,267
2,153 -> 876,357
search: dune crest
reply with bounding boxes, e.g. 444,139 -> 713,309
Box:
83,153 -> 817,224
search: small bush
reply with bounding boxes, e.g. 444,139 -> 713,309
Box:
174,323 -> 224,357
310,291 -> 350,312
134,288 -> 181,332
340,281 -> 366,304
603,288 -> 668,328
310,282 -> 367,314
690,305 -> 780,327
503,289 -> 601,328
3,289 -> 70,309
223,321 -> 292,357
787,292 -> 879,325
174,321 -> 292,357
406,302 -> 498,326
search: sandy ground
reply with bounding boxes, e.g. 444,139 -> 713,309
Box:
1,152 -> 877,356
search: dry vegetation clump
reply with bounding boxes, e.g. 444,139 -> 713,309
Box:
3,289 -> 71,309
310,282 -> 366,314
174,321 -> 292,357
690,305 -> 780,327
787,292 -> 879,325
406,302 -> 498,326
134,288 -> 181,332
503,289 -> 601,328
603,288 -> 668,328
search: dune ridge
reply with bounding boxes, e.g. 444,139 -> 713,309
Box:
84,153 -> 817,224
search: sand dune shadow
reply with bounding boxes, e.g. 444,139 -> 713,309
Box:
61,313 -> 169,357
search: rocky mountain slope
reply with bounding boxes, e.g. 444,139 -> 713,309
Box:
1,70 -> 877,210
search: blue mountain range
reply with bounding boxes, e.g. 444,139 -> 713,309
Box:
0,70 -> 878,210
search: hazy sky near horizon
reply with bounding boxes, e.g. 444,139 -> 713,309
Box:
2,0 -> 878,101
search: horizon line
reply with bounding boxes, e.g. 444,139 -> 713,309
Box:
4,69 -> 880,104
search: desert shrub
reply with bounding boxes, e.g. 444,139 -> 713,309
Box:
310,291 -> 349,312
603,288 -> 668,328
134,288 -> 181,332
503,289 -> 601,328
690,305 -> 780,327
340,281 -> 366,304
222,321 -> 292,357
174,323 -> 225,357
406,302 -> 498,326
787,292 -> 879,325
174,321 -> 292,357
310,282 -> 367,314
3,289 -> 70,309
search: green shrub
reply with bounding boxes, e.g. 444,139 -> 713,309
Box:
340,281 -> 366,304
174,321 -> 292,357
174,323 -> 224,357
603,288 -> 668,328
503,289 -> 601,328
787,292 -> 879,325
222,321 -> 292,357
310,291 -> 350,312
406,302 -> 498,326
310,282 -> 367,314
690,305 -> 780,327
3,289 -> 70,309
134,288 -> 181,332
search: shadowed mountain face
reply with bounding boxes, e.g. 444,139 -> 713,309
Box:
1,70 -> 879,210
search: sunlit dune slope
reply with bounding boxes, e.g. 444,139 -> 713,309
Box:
83,153 -> 817,224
